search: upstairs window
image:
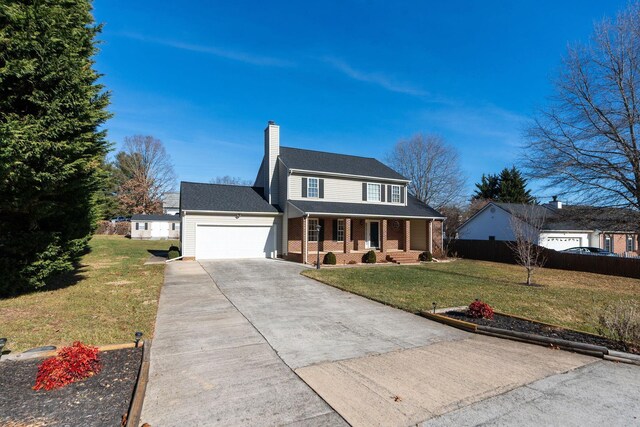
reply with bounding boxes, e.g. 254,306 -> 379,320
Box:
626,235 -> 635,252
307,178 -> 319,198
367,183 -> 381,202
308,218 -> 319,242
391,185 -> 401,203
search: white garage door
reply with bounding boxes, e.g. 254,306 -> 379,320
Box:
544,236 -> 581,251
195,225 -> 276,260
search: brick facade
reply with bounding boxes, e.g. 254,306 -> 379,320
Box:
286,216 -> 442,265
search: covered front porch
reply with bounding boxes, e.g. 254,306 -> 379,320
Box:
285,216 -> 443,265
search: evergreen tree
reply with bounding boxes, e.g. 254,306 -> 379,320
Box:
498,167 -> 535,204
0,0 -> 111,295
472,167 -> 535,204
473,173 -> 501,200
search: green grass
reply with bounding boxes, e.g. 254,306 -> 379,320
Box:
0,235 -> 177,352
304,259 -> 640,334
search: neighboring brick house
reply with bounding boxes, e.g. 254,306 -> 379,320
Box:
131,214 -> 180,240
458,200 -> 639,256
179,121 -> 445,264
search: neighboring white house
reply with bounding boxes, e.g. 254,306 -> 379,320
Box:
457,201 -> 639,255
162,192 -> 180,215
131,214 -> 180,240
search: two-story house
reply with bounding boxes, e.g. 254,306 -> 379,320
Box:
179,121 -> 445,264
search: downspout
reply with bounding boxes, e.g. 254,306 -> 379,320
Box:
429,219 -> 433,253
304,214 -> 309,264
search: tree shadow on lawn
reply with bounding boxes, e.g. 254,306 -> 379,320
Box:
421,266 -> 539,289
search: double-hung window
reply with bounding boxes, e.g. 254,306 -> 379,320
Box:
308,218 -> 319,242
391,185 -> 401,203
604,235 -> 613,252
367,183 -> 381,202
307,178 -> 319,198
626,235 -> 635,252
336,219 -> 345,242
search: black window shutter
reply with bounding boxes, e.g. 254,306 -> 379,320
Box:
319,219 -> 325,241
302,177 -> 308,198
362,183 -> 367,201
381,185 -> 386,202
319,179 -> 325,199
332,219 -> 338,240
388,186 -> 392,202
350,220 -> 354,241
136,222 -> 139,231
400,187 -> 405,204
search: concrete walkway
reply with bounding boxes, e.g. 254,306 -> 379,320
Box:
139,262 -> 346,426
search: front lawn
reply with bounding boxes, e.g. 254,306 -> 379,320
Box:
0,235 -> 176,353
303,259 -> 639,334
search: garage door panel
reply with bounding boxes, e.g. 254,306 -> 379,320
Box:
195,225 -> 276,260
543,236 -> 581,251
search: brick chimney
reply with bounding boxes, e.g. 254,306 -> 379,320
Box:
263,121 -> 280,204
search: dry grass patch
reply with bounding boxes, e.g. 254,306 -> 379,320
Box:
304,259 -> 640,334
0,235 -> 177,353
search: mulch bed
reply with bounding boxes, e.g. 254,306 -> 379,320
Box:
444,310 -> 638,355
0,347 -> 142,427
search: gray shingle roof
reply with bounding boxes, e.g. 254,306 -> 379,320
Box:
289,195 -> 443,218
162,192 -> 180,208
131,214 -> 179,221
279,146 -> 407,181
180,182 -> 280,213
493,202 -> 639,231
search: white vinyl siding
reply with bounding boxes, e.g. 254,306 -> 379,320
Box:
181,213 -> 280,257
288,175 -> 406,204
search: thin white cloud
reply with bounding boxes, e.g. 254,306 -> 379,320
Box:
121,32 -> 293,67
322,56 -> 429,97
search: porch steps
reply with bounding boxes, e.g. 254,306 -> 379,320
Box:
387,253 -> 420,264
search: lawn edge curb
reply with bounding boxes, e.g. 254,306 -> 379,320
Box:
126,339 -> 151,427
422,312 -> 640,365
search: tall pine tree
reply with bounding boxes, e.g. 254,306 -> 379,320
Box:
472,167 -> 535,204
0,0 -> 111,295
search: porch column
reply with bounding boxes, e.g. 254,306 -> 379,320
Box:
428,219 -> 433,253
344,218 -> 352,253
404,220 -> 411,252
381,219 -> 388,252
302,216 -> 308,264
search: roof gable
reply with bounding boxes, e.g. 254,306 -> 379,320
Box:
278,146 -> 407,181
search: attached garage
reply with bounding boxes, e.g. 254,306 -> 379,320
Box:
180,182 -> 282,260
195,224 -> 277,260
539,232 -> 588,251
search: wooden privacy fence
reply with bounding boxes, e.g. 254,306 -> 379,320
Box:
448,239 -> 640,280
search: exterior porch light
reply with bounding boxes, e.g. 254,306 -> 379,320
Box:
316,224 -> 322,269
0,338 -> 6,360
135,331 -> 143,348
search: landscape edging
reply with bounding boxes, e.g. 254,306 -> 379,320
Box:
126,339 -> 151,427
422,311 -> 640,366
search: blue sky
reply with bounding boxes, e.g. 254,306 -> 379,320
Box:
93,0 -> 626,200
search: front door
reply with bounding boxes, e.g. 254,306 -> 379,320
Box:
366,220 -> 380,249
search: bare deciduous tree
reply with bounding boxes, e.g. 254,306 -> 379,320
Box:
386,134 -> 466,209
524,2 -> 640,213
506,205 -> 548,286
210,175 -> 252,186
115,135 -> 176,215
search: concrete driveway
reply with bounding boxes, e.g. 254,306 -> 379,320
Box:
142,259 -> 640,426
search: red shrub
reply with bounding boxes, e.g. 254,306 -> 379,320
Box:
468,300 -> 494,319
34,342 -> 101,391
